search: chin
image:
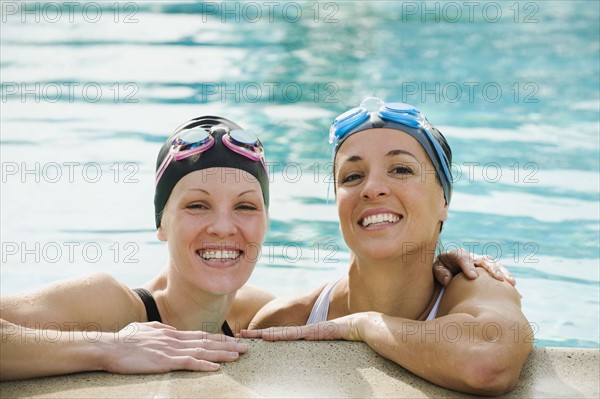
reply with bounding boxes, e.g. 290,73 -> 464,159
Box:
204,275 -> 252,296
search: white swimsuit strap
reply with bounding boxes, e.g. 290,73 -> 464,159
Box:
306,279 -> 340,324
425,286 -> 446,321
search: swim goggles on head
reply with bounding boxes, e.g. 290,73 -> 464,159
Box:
155,125 -> 267,185
329,97 -> 452,203
329,97 -> 452,191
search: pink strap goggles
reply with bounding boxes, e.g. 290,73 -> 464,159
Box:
155,125 -> 267,186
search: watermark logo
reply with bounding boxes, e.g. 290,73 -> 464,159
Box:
309,161 -> 540,185
398,1 -> 540,23
198,82 -> 339,103
198,2 -> 339,23
1,2 -> 139,24
1,162 -> 140,184
1,241 -> 140,264
1,82 -> 139,103
399,82 -> 539,104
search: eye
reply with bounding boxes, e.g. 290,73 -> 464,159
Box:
390,165 -> 414,175
340,172 -> 364,184
236,203 -> 259,211
186,202 -> 208,210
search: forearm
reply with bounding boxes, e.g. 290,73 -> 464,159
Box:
358,312 -> 532,396
1,319 -> 108,381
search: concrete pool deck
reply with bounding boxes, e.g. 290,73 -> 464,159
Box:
1,342 -> 598,398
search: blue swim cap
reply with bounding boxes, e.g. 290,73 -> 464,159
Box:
331,98 -> 453,204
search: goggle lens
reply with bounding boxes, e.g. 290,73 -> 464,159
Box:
176,128 -> 211,149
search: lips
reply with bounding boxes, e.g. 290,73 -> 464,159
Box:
197,249 -> 241,261
359,211 -> 402,228
196,244 -> 243,264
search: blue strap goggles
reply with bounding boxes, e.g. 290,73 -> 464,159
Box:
329,97 -> 453,204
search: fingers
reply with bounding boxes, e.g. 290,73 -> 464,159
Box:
241,323 -> 342,341
436,250 -> 478,280
196,339 -> 247,354
474,255 -> 505,282
106,323 -> 251,375
180,347 -> 242,363
239,329 -> 262,339
240,326 -> 306,341
254,327 -> 303,341
433,263 -> 452,287
171,329 -> 238,342
171,356 -> 221,372
148,321 -> 177,329
136,322 -> 237,343
503,269 -> 517,286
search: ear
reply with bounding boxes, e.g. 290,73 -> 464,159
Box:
438,189 -> 449,222
157,225 -> 167,242
439,202 -> 449,222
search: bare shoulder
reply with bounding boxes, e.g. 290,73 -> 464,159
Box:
227,284 -> 276,331
438,272 -> 525,319
248,284 -> 327,329
0,273 -> 142,330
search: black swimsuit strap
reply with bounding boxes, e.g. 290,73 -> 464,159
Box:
132,288 -> 234,337
133,288 -> 162,323
221,320 -> 234,337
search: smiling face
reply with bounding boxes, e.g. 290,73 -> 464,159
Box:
157,168 -> 268,295
334,129 -> 448,262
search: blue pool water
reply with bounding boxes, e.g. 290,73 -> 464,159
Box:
1,1 -> 598,348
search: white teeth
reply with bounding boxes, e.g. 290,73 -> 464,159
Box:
199,250 -> 240,260
361,213 -> 400,227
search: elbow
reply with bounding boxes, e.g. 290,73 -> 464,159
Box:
458,350 -> 525,396
464,362 -> 518,396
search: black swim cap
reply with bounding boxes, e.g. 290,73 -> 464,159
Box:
154,116 -> 270,228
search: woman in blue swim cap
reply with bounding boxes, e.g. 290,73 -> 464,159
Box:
243,99 -> 531,396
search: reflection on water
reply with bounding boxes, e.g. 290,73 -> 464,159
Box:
1,1 -> 598,348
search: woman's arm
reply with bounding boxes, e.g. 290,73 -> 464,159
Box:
1,319 -> 248,380
354,274 -> 532,395
242,273 -> 532,396
0,273 -> 249,380
246,285 -> 326,330
227,284 -> 276,332
0,273 -> 142,331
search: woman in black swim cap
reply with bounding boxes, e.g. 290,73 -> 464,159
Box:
1,115 -> 274,379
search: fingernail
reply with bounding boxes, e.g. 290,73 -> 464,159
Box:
470,270 -> 478,278
443,276 -> 450,286
496,271 -> 504,278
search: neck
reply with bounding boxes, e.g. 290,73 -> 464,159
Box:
146,268 -> 235,332
344,244 -> 438,320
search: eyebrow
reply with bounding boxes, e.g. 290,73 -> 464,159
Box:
343,149 -> 418,163
386,149 -> 418,160
187,189 -> 258,198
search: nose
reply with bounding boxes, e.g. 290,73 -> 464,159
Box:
206,209 -> 238,238
360,172 -> 390,200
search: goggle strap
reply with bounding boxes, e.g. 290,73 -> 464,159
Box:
155,152 -> 174,186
